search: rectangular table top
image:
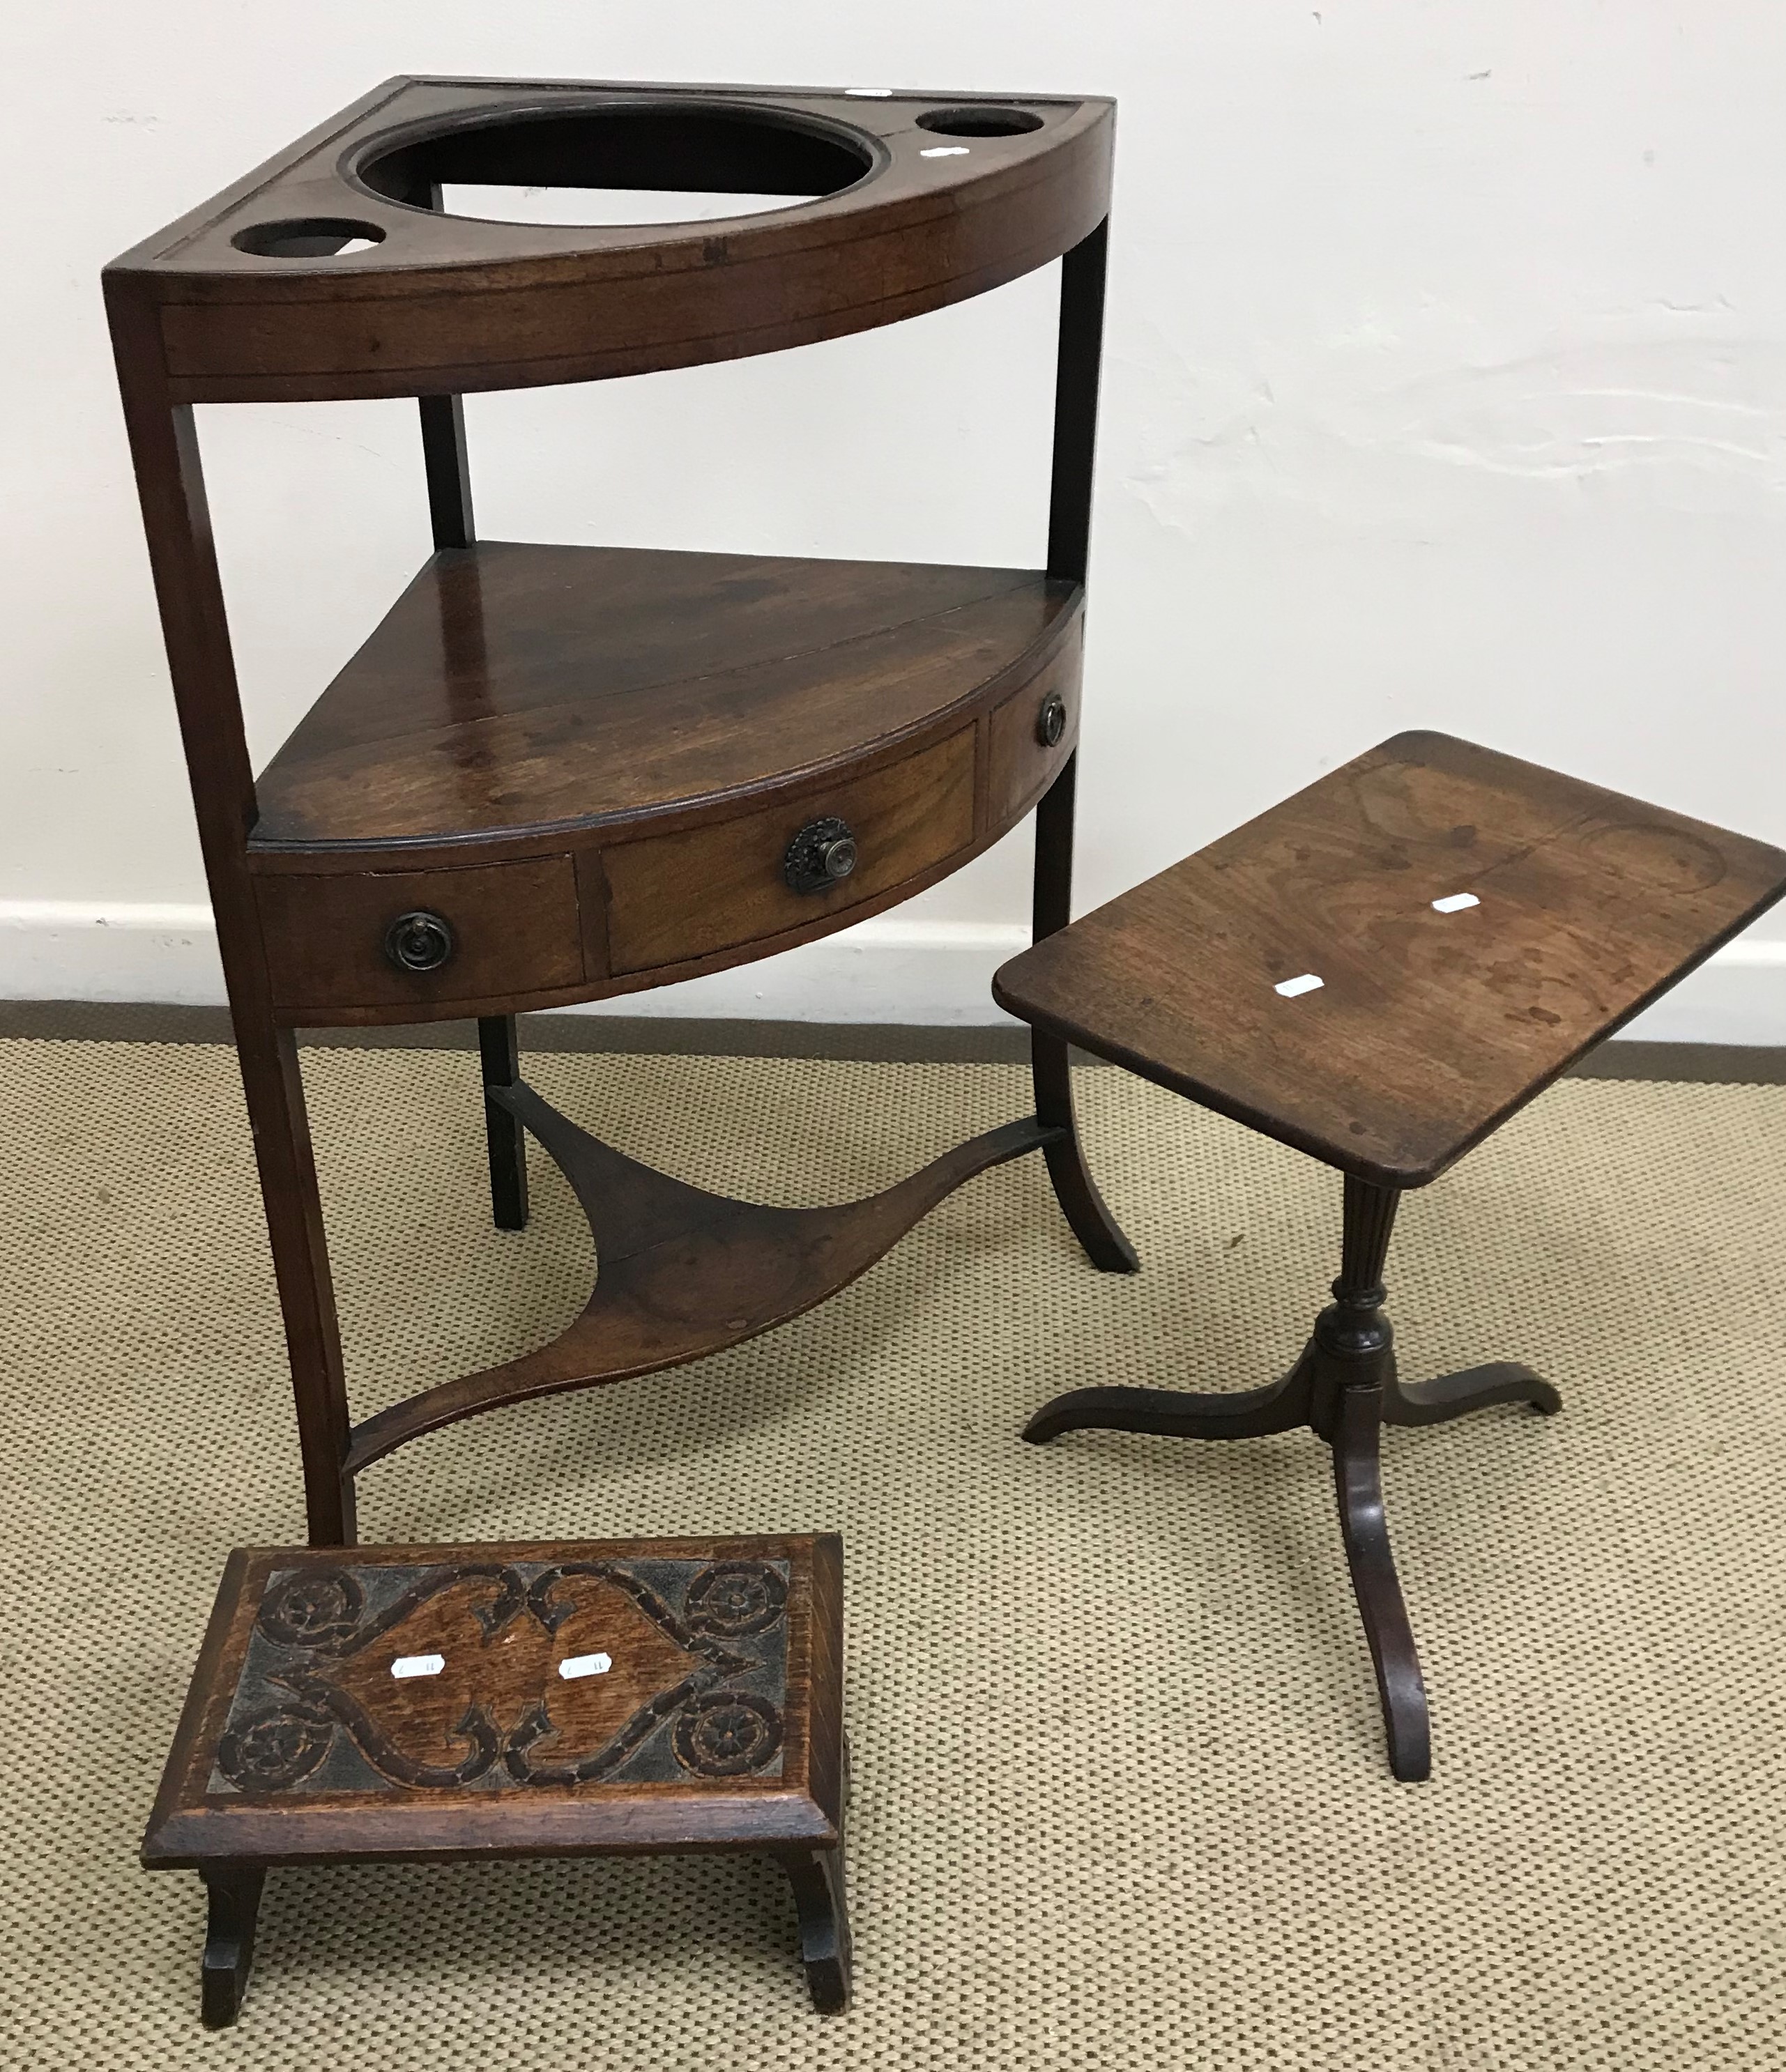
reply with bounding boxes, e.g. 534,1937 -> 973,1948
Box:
994,731 -> 1786,1188
142,1536 -> 842,1868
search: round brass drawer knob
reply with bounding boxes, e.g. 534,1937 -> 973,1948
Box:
383,910 -> 456,973
784,818 -> 860,895
1037,691 -> 1068,748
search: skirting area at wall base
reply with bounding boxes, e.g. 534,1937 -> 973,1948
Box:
2,999 -> 1783,1082
4,902 -> 1786,1054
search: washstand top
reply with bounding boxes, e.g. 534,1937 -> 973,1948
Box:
104,75 -> 1114,404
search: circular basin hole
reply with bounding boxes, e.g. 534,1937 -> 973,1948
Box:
356,103 -> 874,227
915,106 -> 1045,138
233,217 -> 386,258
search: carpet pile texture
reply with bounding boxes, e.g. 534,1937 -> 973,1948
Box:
3,1038 -> 1783,2069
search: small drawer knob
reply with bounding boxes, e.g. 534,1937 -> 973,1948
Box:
383,910 -> 456,973
1037,691 -> 1068,748
784,818 -> 860,895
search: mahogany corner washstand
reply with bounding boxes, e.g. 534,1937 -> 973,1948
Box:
143,1535 -> 848,2023
104,78 -> 1136,1547
994,730 -> 1786,1781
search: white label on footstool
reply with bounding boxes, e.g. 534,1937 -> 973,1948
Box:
1431,893 -> 1481,913
1274,973 -> 1324,998
390,1654 -> 445,1678
559,1652 -> 613,1680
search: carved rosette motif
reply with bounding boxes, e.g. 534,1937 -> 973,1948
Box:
256,1569 -> 366,1647
685,1560 -> 788,1636
674,1691 -> 786,1776
211,1558 -> 791,1796
216,1707 -> 334,1791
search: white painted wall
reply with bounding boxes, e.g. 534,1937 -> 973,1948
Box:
7,5 -> 1786,1038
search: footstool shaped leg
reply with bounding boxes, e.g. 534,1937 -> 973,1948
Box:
199,1866 -> 264,2028
779,1848 -> 852,2013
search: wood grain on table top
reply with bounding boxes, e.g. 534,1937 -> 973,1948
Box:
993,730 -> 1786,1188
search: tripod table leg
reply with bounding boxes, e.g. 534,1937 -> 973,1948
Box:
1330,1381 -> 1431,1783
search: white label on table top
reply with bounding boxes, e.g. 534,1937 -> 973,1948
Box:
1431,893 -> 1481,914
844,87 -> 893,96
1274,973 -> 1325,999
920,145 -> 971,158
390,1654 -> 445,1679
558,1652 -> 613,1681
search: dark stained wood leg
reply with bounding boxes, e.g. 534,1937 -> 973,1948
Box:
1311,1177 -> 1428,1780
236,1020 -> 356,1548
199,1866 -> 264,2028
1031,223 -> 1136,1278
779,1847 -> 851,2013
1022,1172 -> 1554,1781
103,375 -> 354,1549
1329,1381 -> 1430,1782
420,386 -> 528,1243
1030,755 -> 1139,1275
1032,1031 -> 1141,1275
1023,1353 -> 1313,1443
1385,1362 -> 1562,1426
418,387 -> 473,550
478,1015 -> 530,1231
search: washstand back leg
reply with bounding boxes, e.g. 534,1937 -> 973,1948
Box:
478,1014 -> 530,1231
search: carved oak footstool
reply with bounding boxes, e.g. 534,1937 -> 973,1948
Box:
993,730 -> 1786,1781
142,1535 -> 848,2023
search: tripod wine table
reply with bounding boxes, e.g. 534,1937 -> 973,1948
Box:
106,77 -> 1136,1547
995,731 -> 1786,1779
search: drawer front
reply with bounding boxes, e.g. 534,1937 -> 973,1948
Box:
985,627 -> 1082,833
256,855 -> 584,1015
604,729 -> 977,976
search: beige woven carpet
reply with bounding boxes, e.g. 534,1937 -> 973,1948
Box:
3,1038 -> 1785,2071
